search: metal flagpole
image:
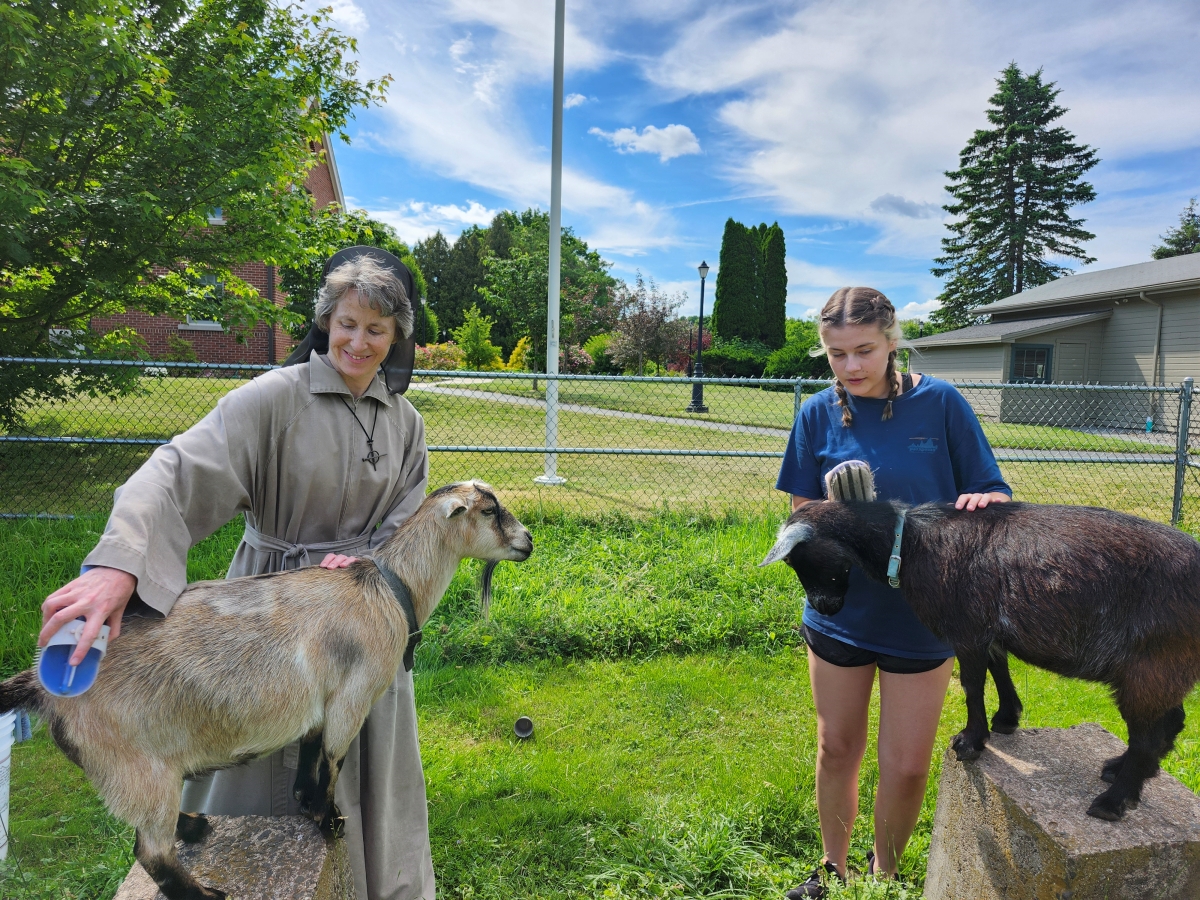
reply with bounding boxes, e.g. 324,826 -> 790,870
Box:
535,0 -> 567,486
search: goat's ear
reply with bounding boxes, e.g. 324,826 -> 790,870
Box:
441,496 -> 469,519
759,522 -> 813,567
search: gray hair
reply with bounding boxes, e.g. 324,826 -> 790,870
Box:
315,255 -> 414,340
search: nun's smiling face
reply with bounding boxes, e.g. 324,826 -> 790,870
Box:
327,289 -> 397,397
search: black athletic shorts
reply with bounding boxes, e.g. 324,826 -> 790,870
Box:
803,624 -> 950,675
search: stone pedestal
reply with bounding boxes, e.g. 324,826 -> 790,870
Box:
114,815 -> 352,900
925,724 -> 1200,900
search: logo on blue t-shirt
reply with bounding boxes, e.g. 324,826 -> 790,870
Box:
909,436 -> 939,453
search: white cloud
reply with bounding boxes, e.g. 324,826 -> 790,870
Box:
589,124 -> 701,162
314,0 -> 681,259
645,0 -> 1200,265
362,200 -> 498,244
328,0 -> 367,32
564,93 -> 588,108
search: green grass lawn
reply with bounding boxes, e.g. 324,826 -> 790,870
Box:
4,513 -> 1200,899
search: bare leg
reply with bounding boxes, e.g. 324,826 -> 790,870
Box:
807,650 -> 876,877
873,659 -> 954,877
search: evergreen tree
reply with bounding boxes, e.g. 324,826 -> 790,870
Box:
1152,199 -> 1200,259
931,64 -> 1099,329
759,223 -> 787,349
712,219 -> 759,343
412,231 -> 451,338
438,226 -> 489,337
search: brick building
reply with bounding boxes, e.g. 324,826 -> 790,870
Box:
90,136 -> 346,365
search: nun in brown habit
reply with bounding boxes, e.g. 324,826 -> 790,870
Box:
43,247 -> 436,900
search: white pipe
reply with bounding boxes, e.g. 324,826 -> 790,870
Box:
535,0 -> 566,486
1140,291 -> 1163,387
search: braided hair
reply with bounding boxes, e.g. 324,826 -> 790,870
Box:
817,287 -> 903,427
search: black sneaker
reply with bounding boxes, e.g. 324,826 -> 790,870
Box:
785,860 -> 843,899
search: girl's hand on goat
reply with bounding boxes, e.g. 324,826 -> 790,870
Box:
39,567 -> 137,665
955,492 -> 1011,512
319,553 -> 359,569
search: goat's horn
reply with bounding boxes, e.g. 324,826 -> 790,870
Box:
759,522 -> 813,566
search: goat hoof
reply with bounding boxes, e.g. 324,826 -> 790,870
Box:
1087,796 -> 1126,821
990,713 -> 1020,735
176,813 -> 213,845
951,732 -> 986,761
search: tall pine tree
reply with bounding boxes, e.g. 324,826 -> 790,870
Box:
1152,199 -> 1200,259
712,219 -> 759,343
931,64 -> 1099,329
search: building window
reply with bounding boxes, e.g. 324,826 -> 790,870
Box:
180,275 -> 224,331
206,207 -> 225,225
1010,344 -> 1053,383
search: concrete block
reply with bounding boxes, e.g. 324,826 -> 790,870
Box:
114,815 -> 352,900
925,723 -> 1200,900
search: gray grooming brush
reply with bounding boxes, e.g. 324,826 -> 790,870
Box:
824,460 -> 876,501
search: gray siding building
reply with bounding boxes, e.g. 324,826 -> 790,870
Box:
911,254 -> 1200,387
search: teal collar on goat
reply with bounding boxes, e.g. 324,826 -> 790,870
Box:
887,508 -> 907,589
372,559 -> 422,671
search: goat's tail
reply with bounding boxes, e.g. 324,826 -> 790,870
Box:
0,669 -> 43,716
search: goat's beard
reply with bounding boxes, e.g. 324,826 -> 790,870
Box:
480,560 -> 499,621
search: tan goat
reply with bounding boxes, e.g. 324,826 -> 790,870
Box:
0,481 -> 533,900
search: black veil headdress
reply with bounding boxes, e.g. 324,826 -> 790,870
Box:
281,245 -> 417,394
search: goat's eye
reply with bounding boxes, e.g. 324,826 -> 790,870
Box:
481,507 -> 496,517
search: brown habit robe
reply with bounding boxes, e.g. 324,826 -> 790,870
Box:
83,355 -> 435,900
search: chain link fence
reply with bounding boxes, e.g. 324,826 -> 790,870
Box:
1,358 -> 1198,528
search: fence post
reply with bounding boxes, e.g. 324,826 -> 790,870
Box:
1172,376 -> 1193,526
793,379 -> 803,422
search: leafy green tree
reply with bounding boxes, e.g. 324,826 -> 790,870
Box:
609,274 -> 684,375
0,0 -> 384,423
476,208 -> 617,363
1152,199 -> 1200,259
279,208 -> 427,340
451,304 -> 503,370
931,64 -> 1098,329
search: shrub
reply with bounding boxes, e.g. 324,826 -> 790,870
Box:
506,335 -> 533,371
763,342 -> 832,381
559,343 -> 593,374
160,335 -> 198,364
414,341 -> 465,371
583,332 -> 620,374
700,338 -> 771,378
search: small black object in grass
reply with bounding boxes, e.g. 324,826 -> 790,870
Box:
514,716 -> 534,739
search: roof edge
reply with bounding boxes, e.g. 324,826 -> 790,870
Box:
321,134 -> 346,209
909,310 -> 1112,349
983,274 -> 1200,314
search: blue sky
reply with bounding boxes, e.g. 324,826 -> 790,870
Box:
320,0 -> 1200,322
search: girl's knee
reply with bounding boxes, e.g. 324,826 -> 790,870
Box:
818,733 -> 868,768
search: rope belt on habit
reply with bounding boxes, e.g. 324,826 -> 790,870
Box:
241,521 -> 367,570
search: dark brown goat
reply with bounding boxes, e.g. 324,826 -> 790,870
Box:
760,500 -> 1200,821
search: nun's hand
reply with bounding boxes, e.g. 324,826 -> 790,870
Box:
319,553 -> 359,569
39,567 -> 136,666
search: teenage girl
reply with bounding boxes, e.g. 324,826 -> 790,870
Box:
777,287 -> 1010,898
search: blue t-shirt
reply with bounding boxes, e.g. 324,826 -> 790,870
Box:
776,376 -> 1010,659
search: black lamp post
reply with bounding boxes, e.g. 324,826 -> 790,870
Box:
686,261 -> 710,413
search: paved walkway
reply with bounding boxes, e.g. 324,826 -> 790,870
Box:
407,383 -> 793,438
